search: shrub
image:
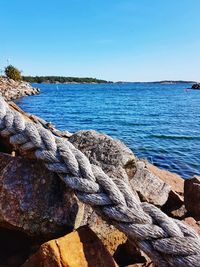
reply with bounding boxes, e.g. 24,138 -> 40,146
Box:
5,65 -> 22,81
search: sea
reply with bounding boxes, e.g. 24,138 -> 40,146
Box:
15,82 -> 200,179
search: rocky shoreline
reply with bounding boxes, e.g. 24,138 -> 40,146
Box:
0,77 -> 40,101
0,101 -> 199,267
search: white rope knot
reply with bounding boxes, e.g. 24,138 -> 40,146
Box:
0,97 -> 199,267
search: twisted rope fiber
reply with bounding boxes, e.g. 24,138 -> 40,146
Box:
0,97 -> 200,267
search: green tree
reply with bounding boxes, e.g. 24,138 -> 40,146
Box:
5,65 -> 22,81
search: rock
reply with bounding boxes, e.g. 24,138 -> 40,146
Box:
130,161 -> 184,209
21,226 -> 118,267
69,130 -> 137,182
80,207 -> 127,255
146,163 -> 184,195
130,161 -> 171,206
146,163 -> 184,213
70,130 -> 139,254
0,77 -> 40,101
192,83 -> 200,89
168,205 -> 187,219
183,217 -> 200,235
184,176 -> 200,219
0,152 -> 83,238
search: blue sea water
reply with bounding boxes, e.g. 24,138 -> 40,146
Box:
15,83 -> 200,179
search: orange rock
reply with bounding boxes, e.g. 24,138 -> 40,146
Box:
81,209 -> 127,255
22,226 -> 118,267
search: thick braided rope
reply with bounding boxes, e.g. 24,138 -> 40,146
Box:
0,97 -> 200,267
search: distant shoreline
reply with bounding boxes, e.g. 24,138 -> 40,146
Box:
22,76 -> 196,85
116,80 -> 196,84
31,80 -> 196,85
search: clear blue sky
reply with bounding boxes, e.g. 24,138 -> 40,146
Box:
0,0 -> 200,81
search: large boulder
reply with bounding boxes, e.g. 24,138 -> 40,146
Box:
69,130 -> 137,182
0,152 -> 83,238
22,226 -> 118,267
184,176 -> 200,219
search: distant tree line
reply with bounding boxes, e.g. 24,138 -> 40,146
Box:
1,64 -> 111,84
22,76 -> 112,84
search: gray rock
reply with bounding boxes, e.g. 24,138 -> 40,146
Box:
130,161 -> 171,206
0,77 -> 40,101
69,130 -> 137,182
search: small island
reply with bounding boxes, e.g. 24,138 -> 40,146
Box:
191,83 -> 200,90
